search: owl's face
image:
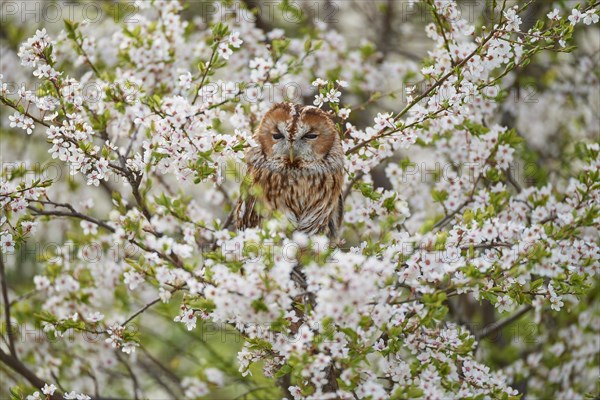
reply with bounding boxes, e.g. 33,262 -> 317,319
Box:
255,103 -> 339,167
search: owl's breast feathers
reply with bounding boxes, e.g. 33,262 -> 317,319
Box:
235,147 -> 344,238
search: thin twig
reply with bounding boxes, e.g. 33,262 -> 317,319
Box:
428,0 -> 455,66
138,358 -> 179,399
116,352 -> 141,400
0,257 -> 17,357
343,171 -> 365,200
476,305 -> 533,340
433,198 -> 471,230
139,346 -> 181,386
232,386 -> 274,400
121,297 -> 163,327
505,168 -> 522,193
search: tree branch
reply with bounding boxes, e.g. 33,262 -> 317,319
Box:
0,348 -> 62,400
27,204 -> 114,232
346,30 -> 498,155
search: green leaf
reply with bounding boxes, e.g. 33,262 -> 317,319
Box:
356,182 -> 381,201
406,386 -> 424,398
9,386 -> 24,400
304,38 -> 312,53
63,19 -> 80,41
530,278 -> 544,291
463,209 -> 474,225
274,364 -> 292,378
271,38 -> 291,59
431,189 -> 448,203
251,298 -> 269,313
499,128 -> 523,146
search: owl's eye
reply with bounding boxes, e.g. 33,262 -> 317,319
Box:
272,133 -> 284,140
304,133 -> 318,139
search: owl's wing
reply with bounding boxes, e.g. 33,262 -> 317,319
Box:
233,193 -> 262,231
233,170 -> 264,230
324,194 -> 344,239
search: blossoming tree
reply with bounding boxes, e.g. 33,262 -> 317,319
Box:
1,1 -> 599,399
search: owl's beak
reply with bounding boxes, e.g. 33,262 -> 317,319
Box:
289,147 -> 295,163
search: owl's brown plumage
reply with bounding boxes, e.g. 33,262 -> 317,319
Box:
234,103 -> 345,239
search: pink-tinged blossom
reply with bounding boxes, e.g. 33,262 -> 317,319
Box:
496,295 -> 514,313
568,9 -> 583,25
228,31 -> 243,48
182,377 -> 209,398
41,384 -> 56,395
503,7 -> 522,31
174,306 -> 197,331
1,232 -> 15,253
63,392 -> 91,400
582,9 -> 599,25
547,9 -> 560,20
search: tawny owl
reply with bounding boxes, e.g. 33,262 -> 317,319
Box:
234,102 -> 345,239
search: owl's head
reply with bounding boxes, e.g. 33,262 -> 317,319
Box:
254,103 -> 341,167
